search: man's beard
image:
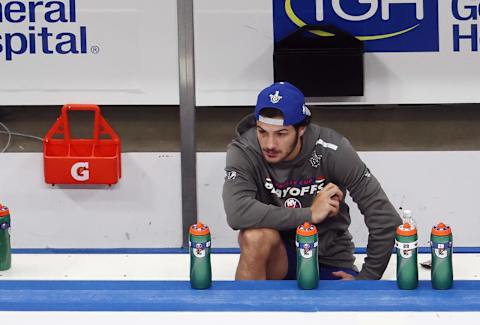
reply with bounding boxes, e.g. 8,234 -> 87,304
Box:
263,129 -> 301,162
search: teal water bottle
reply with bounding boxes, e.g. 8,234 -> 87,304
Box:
0,204 -> 12,271
296,222 -> 319,290
189,222 -> 212,289
395,210 -> 418,289
431,222 -> 453,290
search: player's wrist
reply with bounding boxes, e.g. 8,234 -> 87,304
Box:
310,209 -> 326,224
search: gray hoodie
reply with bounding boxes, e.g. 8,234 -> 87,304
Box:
222,114 -> 402,280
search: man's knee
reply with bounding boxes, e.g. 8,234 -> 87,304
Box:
238,228 -> 281,253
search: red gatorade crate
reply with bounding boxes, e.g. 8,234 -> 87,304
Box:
43,104 -> 121,185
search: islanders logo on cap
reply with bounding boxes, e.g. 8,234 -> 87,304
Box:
273,0 -> 439,52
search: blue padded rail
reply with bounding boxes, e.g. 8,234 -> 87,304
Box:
0,280 -> 479,312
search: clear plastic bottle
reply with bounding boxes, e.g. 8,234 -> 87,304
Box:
395,209 -> 418,289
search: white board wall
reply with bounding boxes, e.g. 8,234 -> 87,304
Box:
194,0 -> 480,106
194,0 -> 274,107
1,0 -> 479,105
0,0 -> 179,105
0,153 -> 183,248
1,151 -> 479,248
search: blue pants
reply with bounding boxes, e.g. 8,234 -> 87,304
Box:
283,237 -> 358,280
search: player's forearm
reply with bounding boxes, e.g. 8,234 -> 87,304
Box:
224,195 -> 311,230
356,224 -> 398,279
351,185 -> 401,279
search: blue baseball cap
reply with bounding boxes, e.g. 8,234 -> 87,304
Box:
255,82 -> 311,126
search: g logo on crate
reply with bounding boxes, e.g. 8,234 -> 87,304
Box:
71,162 -> 90,182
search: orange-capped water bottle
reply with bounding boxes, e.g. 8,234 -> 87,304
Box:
431,222 -> 453,289
189,222 -> 212,289
0,204 -> 12,271
296,222 -> 319,289
395,210 -> 418,290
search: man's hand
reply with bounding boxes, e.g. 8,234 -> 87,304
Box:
331,271 -> 355,280
310,183 -> 344,224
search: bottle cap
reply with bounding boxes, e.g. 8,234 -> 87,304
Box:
431,222 -> 452,236
296,222 -> 317,236
189,222 -> 210,236
0,204 -> 9,218
396,222 -> 417,236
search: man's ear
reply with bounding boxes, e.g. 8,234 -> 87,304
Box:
298,126 -> 307,137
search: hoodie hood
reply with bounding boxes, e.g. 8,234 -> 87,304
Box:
233,113 -> 322,167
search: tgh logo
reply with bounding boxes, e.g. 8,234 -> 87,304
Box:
275,0 -> 439,52
315,0 -> 424,22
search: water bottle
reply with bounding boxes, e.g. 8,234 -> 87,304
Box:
189,222 -> 212,289
296,222 -> 319,289
395,209 -> 418,289
431,222 -> 453,290
0,204 -> 12,271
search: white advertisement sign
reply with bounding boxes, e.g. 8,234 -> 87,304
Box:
0,0 -> 179,105
195,0 -> 480,105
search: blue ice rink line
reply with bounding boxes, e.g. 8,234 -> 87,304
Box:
0,280 -> 479,312
11,247 -> 480,254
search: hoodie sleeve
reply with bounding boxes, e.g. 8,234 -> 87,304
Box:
326,137 -> 402,280
222,145 -> 312,231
